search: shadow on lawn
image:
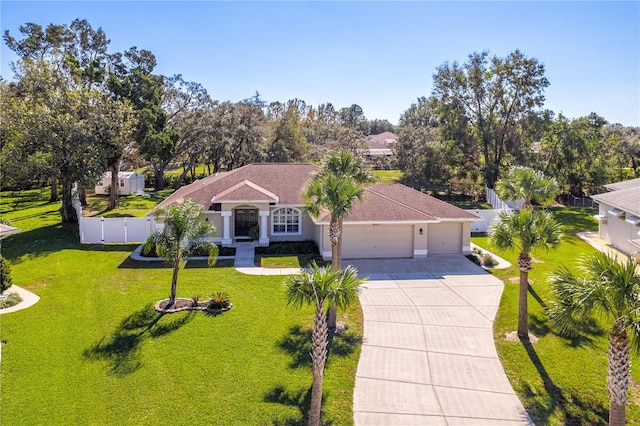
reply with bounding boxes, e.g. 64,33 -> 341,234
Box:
83,304 -> 194,376
277,324 -> 361,369
520,338 -> 608,425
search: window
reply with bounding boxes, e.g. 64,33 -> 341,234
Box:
272,207 -> 301,235
120,179 -> 125,187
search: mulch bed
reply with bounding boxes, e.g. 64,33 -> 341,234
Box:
154,298 -> 233,314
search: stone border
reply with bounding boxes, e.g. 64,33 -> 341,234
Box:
130,244 -> 235,262
153,298 -> 233,314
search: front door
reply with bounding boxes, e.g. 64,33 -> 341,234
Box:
234,208 -> 258,237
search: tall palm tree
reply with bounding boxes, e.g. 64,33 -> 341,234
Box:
284,263 -> 365,426
489,208 -> 562,339
144,198 -> 218,305
495,166 -> 558,209
549,252 -> 640,426
304,151 -> 375,328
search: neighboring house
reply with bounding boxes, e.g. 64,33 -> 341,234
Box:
95,172 -> 145,196
591,177 -> 640,257
149,163 -> 480,259
362,132 -> 397,158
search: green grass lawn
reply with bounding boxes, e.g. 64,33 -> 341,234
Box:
372,169 -> 403,184
473,207 -> 640,424
83,188 -> 175,218
0,189 -> 362,425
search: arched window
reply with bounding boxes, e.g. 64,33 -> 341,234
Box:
272,207 -> 301,235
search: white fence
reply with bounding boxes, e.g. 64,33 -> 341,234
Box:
73,195 -> 157,244
80,216 -> 157,244
465,209 -> 502,233
485,187 -> 524,211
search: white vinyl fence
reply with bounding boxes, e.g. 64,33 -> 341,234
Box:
80,216 -> 158,244
73,195 -> 158,244
485,187 -> 524,211
465,209 -> 503,233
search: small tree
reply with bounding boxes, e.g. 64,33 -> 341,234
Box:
283,263 -> 365,426
495,166 -> 558,209
144,198 -> 217,305
0,255 -> 13,293
549,252 -> 640,426
489,209 -> 562,339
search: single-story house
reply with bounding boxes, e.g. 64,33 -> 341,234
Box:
361,132 -> 397,158
95,171 -> 145,196
591,177 -> 640,257
148,163 -> 481,259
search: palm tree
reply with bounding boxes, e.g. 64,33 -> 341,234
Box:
143,198 -> 218,305
284,262 -> 365,426
549,252 -> 640,426
495,166 -> 558,209
304,151 -> 375,328
489,208 -> 562,339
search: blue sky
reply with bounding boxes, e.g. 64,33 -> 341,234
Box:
2,1 -> 639,126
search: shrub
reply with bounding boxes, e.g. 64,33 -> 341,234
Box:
255,241 -> 319,256
466,253 -> 482,266
0,292 -> 22,309
482,252 -> 498,267
0,255 -> 13,293
191,295 -> 200,307
140,237 -> 159,258
248,225 -> 259,241
208,292 -> 230,309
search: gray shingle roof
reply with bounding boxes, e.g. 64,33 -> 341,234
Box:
592,186 -> 640,216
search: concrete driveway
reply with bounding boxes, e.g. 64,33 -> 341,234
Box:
347,255 -> 532,426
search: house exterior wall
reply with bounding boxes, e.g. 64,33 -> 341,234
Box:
597,201 -> 639,255
268,209 -> 316,242
413,224 -> 428,257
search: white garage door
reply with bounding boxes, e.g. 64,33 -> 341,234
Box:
427,223 -> 462,254
342,225 -> 414,258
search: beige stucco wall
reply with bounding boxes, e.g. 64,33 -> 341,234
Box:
598,201 -> 639,255
268,210 -> 316,242
203,212 -> 223,240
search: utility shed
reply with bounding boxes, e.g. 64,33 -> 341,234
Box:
95,172 -> 145,196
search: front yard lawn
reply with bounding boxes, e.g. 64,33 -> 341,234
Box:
0,189 -> 362,425
474,207 -> 640,424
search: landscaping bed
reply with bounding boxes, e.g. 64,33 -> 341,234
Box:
255,241 -> 327,268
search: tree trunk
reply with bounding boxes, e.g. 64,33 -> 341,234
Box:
107,162 -> 120,211
169,258 -> 180,305
153,164 -> 165,191
517,252 -> 531,340
608,331 -> 629,426
78,185 -> 87,206
61,178 -> 78,224
49,176 -> 60,202
309,303 -> 328,426
327,217 -> 341,330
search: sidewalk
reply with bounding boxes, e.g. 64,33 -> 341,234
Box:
0,285 -> 40,315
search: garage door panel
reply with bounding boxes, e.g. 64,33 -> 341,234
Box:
427,223 -> 462,254
342,225 -> 413,258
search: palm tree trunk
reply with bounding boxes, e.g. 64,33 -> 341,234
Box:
327,218 -> 341,330
608,330 -> 629,426
517,252 -> 531,339
309,303 -> 328,426
169,259 -> 180,305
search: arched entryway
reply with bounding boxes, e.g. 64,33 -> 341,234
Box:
234,207 -> 258,238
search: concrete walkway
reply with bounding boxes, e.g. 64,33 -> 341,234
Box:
0,285 -> 40,315
233,241 -> 302,275
347,255 -> 532,425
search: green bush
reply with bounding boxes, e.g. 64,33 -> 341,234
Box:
207,292 -> 230,309
140,237 -> 158,258
255,241 -> 319,256
465,253 -> 482,266
482,252 -> 498,267
0,255 -> 13,293
0,292 -> 22,309
248,225 -> 259,241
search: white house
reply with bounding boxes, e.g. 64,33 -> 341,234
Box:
148,163 -> 481,259
591,177 -> 640,257
95,172 -> 145,196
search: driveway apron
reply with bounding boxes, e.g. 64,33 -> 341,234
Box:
348,255 -> 532,425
